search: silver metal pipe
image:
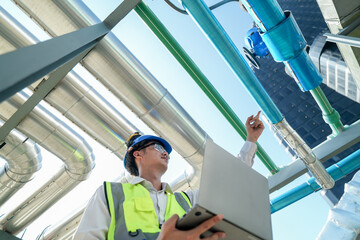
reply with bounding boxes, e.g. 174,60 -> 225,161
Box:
0,6 -> 37,49
0,2 -> 198,192
273,118 -> 335,189
169,165 -> 196,191
0,123 -> 42,206
0,91 -> 94,176
0,6 -> 138,159
37,173 -> 126,240
1,3 -> 208,237
0,168 -> 81,234
12,0 -> 208,187
37,207 -> 84,240
0,91 -> 95,234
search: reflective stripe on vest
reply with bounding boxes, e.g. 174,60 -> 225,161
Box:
104,182 -> 192,240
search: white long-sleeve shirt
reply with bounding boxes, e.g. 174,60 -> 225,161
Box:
73,141 -> 257,240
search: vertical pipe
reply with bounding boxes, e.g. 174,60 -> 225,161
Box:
135,1 -> 279,173
271,149 -> 360,213
180,0 -> 283,124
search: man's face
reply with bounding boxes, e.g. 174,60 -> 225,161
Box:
134,141 -> 170,174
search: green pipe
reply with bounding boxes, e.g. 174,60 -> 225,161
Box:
135,1 -> 279,174
310,87 -> 344,136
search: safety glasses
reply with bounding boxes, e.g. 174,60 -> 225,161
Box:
153,143 -> 168,154
137,142 -> 168,155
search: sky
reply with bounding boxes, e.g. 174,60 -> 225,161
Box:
0,0 -> 332,239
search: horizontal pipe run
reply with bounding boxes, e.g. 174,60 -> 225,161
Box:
180,0 -> 283,124
270,149 -> 360,213
135,1 -> 279,174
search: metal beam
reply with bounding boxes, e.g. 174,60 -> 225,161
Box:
0,45 -> 95,143
269,120 -> 360,192
337,16 -> 360,36
0,230 -> 20,240
0,23 -> 109,103
0,0 -> 140,103
104,0 -> 141,29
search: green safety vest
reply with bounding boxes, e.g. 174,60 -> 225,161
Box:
104,182 -> 192,240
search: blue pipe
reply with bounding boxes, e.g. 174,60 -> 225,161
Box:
240,0 -> 322,91
180,0 -> 283,124
270,149 -> 360,213
241,0 -> 285,31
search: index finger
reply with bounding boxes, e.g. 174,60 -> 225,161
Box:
253,111 -> 261,119
193,214 -> 224,236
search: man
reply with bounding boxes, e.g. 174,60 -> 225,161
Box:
73,111 -> 264,240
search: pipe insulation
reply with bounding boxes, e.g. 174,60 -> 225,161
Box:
37,206 -> 85,240
0,91 -> 95,234
0,6 -> 138,159
180,0 -> 334,189
36,175 -> 127,240
317,170 -> 360,240
0,123 -> 42,207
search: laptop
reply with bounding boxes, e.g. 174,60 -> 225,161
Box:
176,140 -> 273,240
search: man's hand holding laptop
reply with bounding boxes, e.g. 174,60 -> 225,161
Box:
157,214 -> 226,240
